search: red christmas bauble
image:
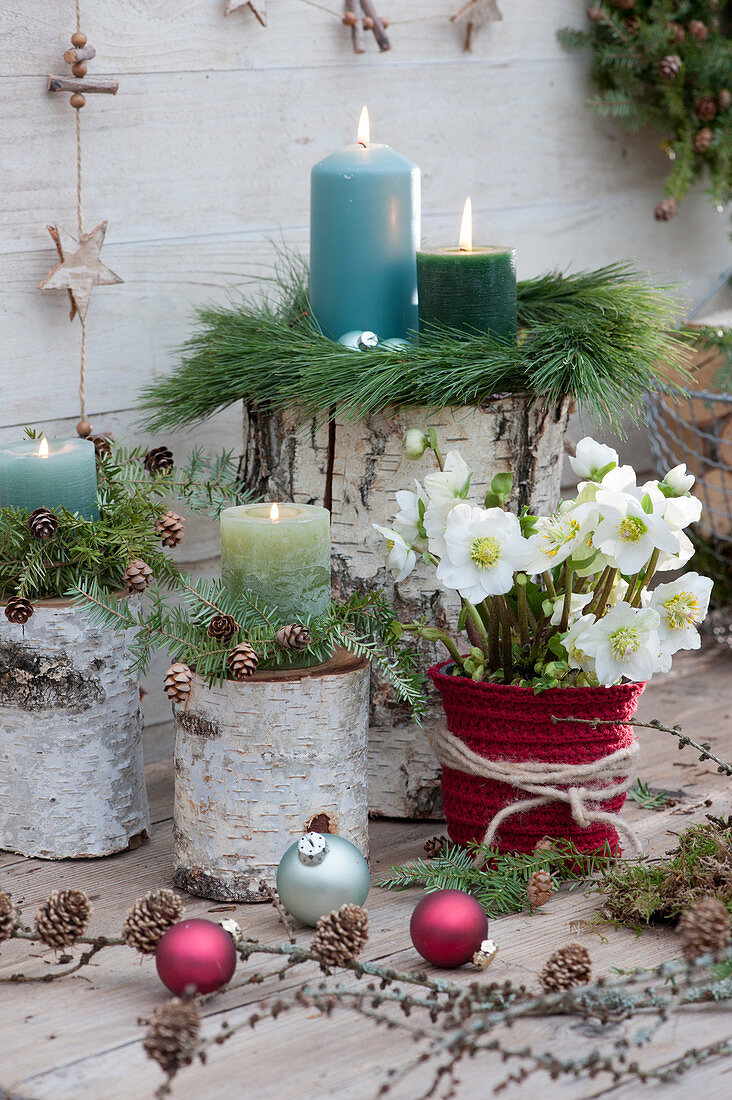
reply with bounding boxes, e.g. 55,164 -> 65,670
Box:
410,890 -> 488,968
155,919 -> 237,995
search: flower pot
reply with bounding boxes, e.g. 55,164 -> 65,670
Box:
428,662 -> 645,856
0,596 -> 150,859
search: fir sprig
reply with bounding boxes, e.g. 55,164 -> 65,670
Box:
137,262 -> 686,433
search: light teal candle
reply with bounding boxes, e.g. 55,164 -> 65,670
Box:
0,437 -> 98,519
310,108 -> 420,343
221,503 -> 331,623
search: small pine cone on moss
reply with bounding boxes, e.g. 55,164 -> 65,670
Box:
227,641 -> 259,680
123,558 -> 153,594
207,613 -> 239,641
694,95 -> 717,121
718,89 -> 731,111
424,834 -> 448,858
658,54 -> 682,80
677,898 -> 731,961
143,445 -> 174,475
539,943 -> 592,992
35,889 -> 91,948
527,870 -> 554,908
654,197 -> 678,221
123,889 -> 183,955
4,596 -> 33,625
164,662 -> 193,704
89,434 -> 112,459
311,904 -> 369,969
688,19 -> 708,43
143,998 -> 201,1079
155,510 -> 185,548
27,507 -> 58,540
694,127 -> 713,153
666,21 -> 685,44
0,891 -> 16,943
275,623 -> 312,651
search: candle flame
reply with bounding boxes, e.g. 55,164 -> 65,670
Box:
458,197 -> 472,252
269,502 -> 280,521
38,438 -> 49,459
357,106 -> 370,147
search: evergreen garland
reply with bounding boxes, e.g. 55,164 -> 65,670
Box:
558,1 -> 732,221
137,261 -> 687,432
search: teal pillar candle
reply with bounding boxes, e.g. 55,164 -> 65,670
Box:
0,437 -> 99,519
221,503 -> 331,623
310,109 -> 421,343
417,246 -> 517,342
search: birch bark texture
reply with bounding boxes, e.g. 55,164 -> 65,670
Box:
241,399 -> 571,819
172,650 -> 370,902
0,598 -> 149,858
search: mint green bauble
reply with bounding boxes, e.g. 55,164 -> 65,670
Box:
276,833 -> 370,927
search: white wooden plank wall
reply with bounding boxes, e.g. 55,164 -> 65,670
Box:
1,0 -> 729,755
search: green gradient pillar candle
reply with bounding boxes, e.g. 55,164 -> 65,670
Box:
310,107 -> 420,343
417,198 -> 517,343
220,503 -> 331,623
0,436 -> 98,519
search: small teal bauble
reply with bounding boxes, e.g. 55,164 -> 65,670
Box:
276,833 -> 370,926
338,330 -> 379,351
381,337 -> 410,350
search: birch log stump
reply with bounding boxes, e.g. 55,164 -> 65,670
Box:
172,649 -> 370,902
0,597 -> 149,858
241,398 -> 571,820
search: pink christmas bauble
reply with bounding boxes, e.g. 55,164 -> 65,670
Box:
155,919 -> 237,995
410,890 -> 488,968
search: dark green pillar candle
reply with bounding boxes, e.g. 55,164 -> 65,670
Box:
416,246 -> 517,343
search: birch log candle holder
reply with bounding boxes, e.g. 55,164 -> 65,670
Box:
0,596 -> 149,859
172,649 -> 370,902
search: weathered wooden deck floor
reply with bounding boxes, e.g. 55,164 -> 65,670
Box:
1,645 -> 731,1100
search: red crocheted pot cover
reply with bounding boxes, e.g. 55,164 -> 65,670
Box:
428,661 -> 645,857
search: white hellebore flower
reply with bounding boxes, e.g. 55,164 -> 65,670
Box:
372,524 -> 417,583
404,429 -> 429,461
435,503 -> 533,604
561,614 -> 596,674
649,572 -> 713,655
527,509 -> 589,571
393,482 -> 429,551
575,602 -> 662,686
593,490 -> 677,574
423,450 -> 472,504
662,463 -> 695,496
569,437 -> 619,482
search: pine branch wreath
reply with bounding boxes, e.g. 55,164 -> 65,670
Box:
558,1 -> 732,222
137,260 -> 688,433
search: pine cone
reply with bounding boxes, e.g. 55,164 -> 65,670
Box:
677,898 -> 731,961
688,19 -> 708,43
311,904 -> 369,969
123,558 -> 153,594
694,95 -> 717,121
586,6 -> 604,20
123,889 -> 183,954
227,641 -> 259,680
658,54 -> 682,80
35,889 -> 91,948
89,434 -> 112,459
275,623 -> 312,651
27,507 -> 58,540
164,662 -> 193,704
624,15 -> 639,35
654,197 -> 678,221
666,21 -> 685,44
527,869 -> 554,908
143,445 -> 174,475
0,891 -> 16,943
143,998 -> 201,1078
423,834 -> 448,858
207,614 -> 239,641
4,596 -> 33,625
612,0 -> 634,9
694,127 -> 713,153
155,510 -> 185,548
718,89 -> 731,111
533,836 -> 557,854
539,943 -> 592,992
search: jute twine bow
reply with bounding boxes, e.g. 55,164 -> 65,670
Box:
434,727 -> 643,865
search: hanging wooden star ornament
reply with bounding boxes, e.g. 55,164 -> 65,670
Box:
451,0 -> 502,52
224,0 -> 267,26
38,221 -> 123,321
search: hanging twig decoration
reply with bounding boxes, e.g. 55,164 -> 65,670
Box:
224,0 -> 268,26
41,12 -> 122,439
451,0 -> 502,52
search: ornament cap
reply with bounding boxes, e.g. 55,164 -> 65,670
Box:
297,832 -> 329,865
358,331 -> 379,350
